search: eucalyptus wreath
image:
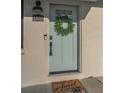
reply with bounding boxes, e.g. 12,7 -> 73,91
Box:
55,16 -> 75,36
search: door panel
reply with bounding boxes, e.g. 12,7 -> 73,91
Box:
49,5 -> 79,73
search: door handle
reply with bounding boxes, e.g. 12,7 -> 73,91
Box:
49,42 -> 53,56
50,36 -> 52,40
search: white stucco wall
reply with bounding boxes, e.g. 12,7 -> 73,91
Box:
21,0 -> 103,87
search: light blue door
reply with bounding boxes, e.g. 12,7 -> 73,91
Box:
49,5 -> 79,73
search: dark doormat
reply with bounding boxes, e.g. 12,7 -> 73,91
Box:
52,79 -> 86,93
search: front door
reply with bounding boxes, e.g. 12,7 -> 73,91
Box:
49,4 -> 79,73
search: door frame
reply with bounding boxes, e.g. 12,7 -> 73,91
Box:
48,3 -> 82,74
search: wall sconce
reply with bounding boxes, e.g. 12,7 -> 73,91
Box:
32,0 -> 44,21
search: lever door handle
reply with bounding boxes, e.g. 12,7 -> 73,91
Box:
49,42 -> 52,56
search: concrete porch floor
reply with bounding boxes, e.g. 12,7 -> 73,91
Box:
21,77 -> 103,93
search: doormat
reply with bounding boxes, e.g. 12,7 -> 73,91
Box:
52,79 -> 86,93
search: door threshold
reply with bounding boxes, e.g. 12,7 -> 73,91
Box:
49,70 -> 81,76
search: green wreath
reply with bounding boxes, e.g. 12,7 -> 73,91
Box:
55,16 -> 75,36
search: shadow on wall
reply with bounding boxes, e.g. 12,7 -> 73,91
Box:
81,0 -> 103,19
22,0 -> 103,20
